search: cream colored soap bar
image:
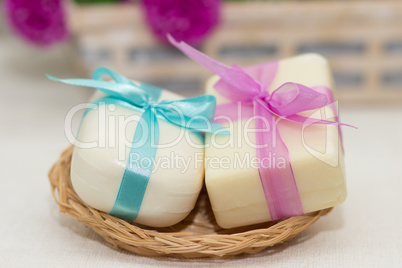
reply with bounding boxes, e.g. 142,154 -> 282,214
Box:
71,89 -> 204,227
205,54 -> 346,229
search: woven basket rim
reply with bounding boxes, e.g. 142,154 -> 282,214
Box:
48,146 -> 332,258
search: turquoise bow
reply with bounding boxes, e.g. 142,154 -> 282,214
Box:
47,67 -> 228,222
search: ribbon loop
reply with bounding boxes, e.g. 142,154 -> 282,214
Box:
254,91 -> 271,102
47,68 -> 229,135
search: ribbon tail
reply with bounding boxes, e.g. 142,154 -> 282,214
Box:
278,113 -> 356,129
46,74 -> 149,106
158,95 -> 218,120
157,108 -> 230,135
109,106 -> 159,221
92,67 -> 162,101
309,87 -> 348,153
167,34 -> 261,101
254,100 -> 304,220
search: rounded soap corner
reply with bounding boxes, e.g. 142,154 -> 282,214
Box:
328,184 -> 348,209
338,185 -> 348,205
214,217 -> 234,229
205,75 -> 220,94
298,53 -> 329,65
135,212 -> 189,228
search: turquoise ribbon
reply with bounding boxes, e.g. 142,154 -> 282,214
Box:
47,67 -> 228,222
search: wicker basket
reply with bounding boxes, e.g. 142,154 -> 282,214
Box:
48,146 -> 332,258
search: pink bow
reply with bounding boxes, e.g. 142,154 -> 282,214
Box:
168,35 -> 354,220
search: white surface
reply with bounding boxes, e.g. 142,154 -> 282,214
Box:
0,36 -> 401,267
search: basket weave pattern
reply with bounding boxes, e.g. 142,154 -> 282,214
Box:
48,146 -> 332,258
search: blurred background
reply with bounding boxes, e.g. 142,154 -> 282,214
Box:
2,0 -> 402,99
1,1 -> 402,267
67,0 -> 402,101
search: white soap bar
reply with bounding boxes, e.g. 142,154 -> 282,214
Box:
205,54 -> 346,228
71,89 -> 204,227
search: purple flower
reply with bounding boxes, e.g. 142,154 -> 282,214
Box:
142,0 -> 221,46
3,0 -> 69,47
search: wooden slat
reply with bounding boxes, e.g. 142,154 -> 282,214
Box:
69,1 -> 402,102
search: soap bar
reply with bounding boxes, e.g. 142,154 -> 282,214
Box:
205,54 -> 346,228
71,89 -> 204,227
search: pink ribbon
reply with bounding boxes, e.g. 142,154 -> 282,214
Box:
168,35 -> 354,220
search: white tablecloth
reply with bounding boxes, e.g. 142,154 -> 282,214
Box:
0,36 -> 401,267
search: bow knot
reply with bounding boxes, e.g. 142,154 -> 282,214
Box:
47,67 -> 229,135
167,35 -> 358,128
144,100 -> 158,109
254,91 -> 271,103
168,35 -> 355,222
47,67 -> 230,222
